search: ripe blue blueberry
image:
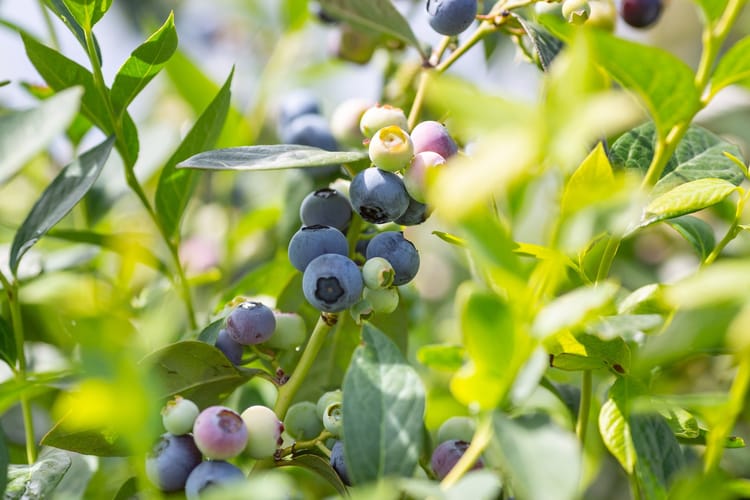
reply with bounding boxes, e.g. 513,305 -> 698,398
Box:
184,460 -> 245,500
431,439 -> 483,480
146,433 -> 202,492
284,401 -> 324,440
299,189 -> 353,233
330,440 -> 351,485
192,406 -> 248,460
426,0 -> 478,36
620,0 -> 662,27
241,405 -> 284,459
215,328 -> 243,365
226,301 -> 276,345
365,231 -> 420,286
410,120 -> 458,159
162,396 -> 200,436
277,89 -> 320,128
394,195 -> 430,226
302,254 -> 364,312
288,225 -> 349,272
349,167 -> 410,224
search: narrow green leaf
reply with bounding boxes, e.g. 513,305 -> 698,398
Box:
711,35 -> 750,94
5,449 -> 72,499
416,344 -> 465,372
490,412 -> 581,500
0,86 -> 82,185
319,0 -> 425,57
532,281 -> 619,339
0,316 -> 17,369
110,12 -> 178,115
40,420 -> 129,457
513,15 -> 564,71
643,178 -> 738,225
275,452 -> 347,497
178,145 -> 367,171
196,317 -> 226,344
610,122 -> 745,195
10,136 -> 115,275
676,429 -> 745,448
342,323 -> 425,484
155,69 -> 234,239
139,340 -> 258,407
62,0 -> 112,29
666,215 -> 716,259
431,231 -> 467,247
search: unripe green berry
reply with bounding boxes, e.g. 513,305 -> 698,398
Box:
284,402 -> 324,440
359,105 -> 408,139
562,0 -> 591,23
363,286 -> 399,314
350,298 -> 374,325
362,257 -> 395,289
369,126 -> 414,172
264,312 -> 306,350
331,98 -> 373,148
322,402 -> 343,437
316,390 -> 343,418
161,396 -> 200,436
241,405 -> 284,459
586,0 -> 616,30
437,416 -> 476,444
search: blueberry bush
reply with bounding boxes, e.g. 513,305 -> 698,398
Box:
1,0 -> 750,498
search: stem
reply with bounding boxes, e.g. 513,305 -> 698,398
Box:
576,370 -> 592,448
274,314 -> 336,419
703,189 -> 749,265
628,473 -> 643,500
595,236 -> 620,282
275,430 -> 333,460
440,413 -> 492,489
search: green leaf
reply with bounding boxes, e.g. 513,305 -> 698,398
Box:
0,315 -> 17,369
711,35 -> 750,94
692,0 -> 729,24
560,142 -> 616,215
676,428 -> 745,448
547,331 -> 630,373
178,145 -> 368,171
0,86 -> 82,185
416,344 -> 465,372
661,407 -> 700,439
642,178 -> 738,225
282,0 -> 310,30
40,420 -> 129,456
585,314 -> 664,340
110,12 -> 177,115
631,414 -> 685,498
342,323 -> 425,484
5,448 -> 72,499
666,215 -> 716,259
514,15 -> 564,71
155,69 -> 234,239
112,477 -> 137,500
489,412 -> 581,500
600,394 -> 637,474
318,0 -> 424,58
42,0 -> 102,61
139,340 -> 259,407
275,452 -> 347,497
613,123 -> 745,195
531,281 -> 619,339
62,0 -> 112,29
9,136 -> 115,275
0,433 -> 7,497
196,317 -> 226,344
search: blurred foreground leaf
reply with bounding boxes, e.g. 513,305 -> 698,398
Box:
178,145 -> 367,171
5,448 -> 71,499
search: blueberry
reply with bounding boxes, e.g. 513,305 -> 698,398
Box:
162,396 -> 200,436
316,390 -> 343,418
620,0 -> 662,26
300,189 -> 353,233
330,98 -> 372,147
586,0 -> 616,30
404,151 -> 446,203
426,0 -> 478,36
362,257 -> 395,289
277,90 -> 320,128
192,406 -> 248,460
226,301 -> 276,345
284,401 -> 324,440
146,433 -> 202,492
302,254 -> 364,312
359,104 -> 408,139
562,0 -> 591,23
349,167 -> 410,224
184,460 -> 245,500
410,121 -> 458,159
264,312 -> 307,350
330,440 -> 351,485
394,195 -> 430,226
240,405 -> 284,459
322,401 -> 343,437
437,416 -> 476,444
363,286 -> 399,313
288,225 -> 349,272
365,232 -> 419,286
215,328 -> 243,364
431,439 -> 483,480
368,126 -> 414,172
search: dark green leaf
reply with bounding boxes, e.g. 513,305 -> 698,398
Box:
112,477 -> 137,500
197,317 -> 226,344
5,449 -> 72,499
342,323 -> 425,484
111,12 -> 178,115
514,15 -> 564,71
631,414 -> 685,498
666,215 -> 716,259
10,136 -> 115,275
0,432 -> 7,497
275,452 -> 348,497
178,145 -> 367,171
610,122 -> 745,195
0,80 -> 9,87
489,412 -> 580,500
0,87 -> 82,185
0,315 -> 17,369
40,421 -> 129,457
319,0 -> 424,57
155,68 -> 234,239
642,178 -> 738,225
711,35 -> 750,94
416,344 -> 465,372
139,340 -> 258,407
42,0 -> 101,61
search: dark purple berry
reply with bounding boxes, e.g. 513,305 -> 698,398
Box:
431,439 -> 483,480
330,441 -> 351,485
394,196 -> 430,226
620,0 -> 662,27
226,301 -> 276,345
426,0 -> 478,36
146,433 -> 202,492
365,231 -> 419,286
184,460 -> 245,500
215,328 -> 243,365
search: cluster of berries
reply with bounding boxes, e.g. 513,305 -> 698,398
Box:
146,397 -> 283,497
